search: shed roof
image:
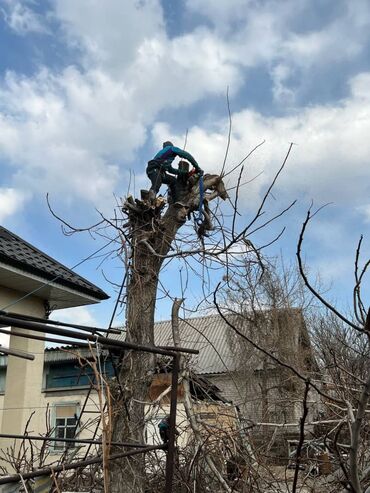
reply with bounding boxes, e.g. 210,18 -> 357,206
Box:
0,226 -> 108,304
154,315 -> 238,375
40,314 -> 238,374
112,314 -> 240,375
39,310 -> 308,376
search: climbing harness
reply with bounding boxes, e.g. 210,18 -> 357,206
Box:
195,173 -> 204,226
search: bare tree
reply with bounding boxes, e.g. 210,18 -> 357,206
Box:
43,139 -> 296,492
296,210 -> 370,493
107,142 -> 297,492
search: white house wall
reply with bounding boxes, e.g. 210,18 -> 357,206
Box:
0,286 -> 46,468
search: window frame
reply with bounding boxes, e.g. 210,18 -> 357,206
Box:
52,402 -> 80,451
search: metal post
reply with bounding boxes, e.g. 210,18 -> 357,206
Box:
0,314 -> 198,357
0,310 -> 121,335
0,433 -> 152,447
164,353 -> 180,493
0,345 -> 34,360
0,444 -> 167,485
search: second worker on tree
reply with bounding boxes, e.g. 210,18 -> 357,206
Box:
147,141 -> 203,201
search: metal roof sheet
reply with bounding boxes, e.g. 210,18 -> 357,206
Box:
14,311 -> 306,376
111,314 -> 239,375
154,315 -> 238,374
44,346 -> 96,363
0,226 -> 108,301
42,315 -> 236,373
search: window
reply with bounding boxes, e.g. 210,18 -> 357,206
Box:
0,366 -> 7,393
45,361 -> 115,389
54,404 -> 79,450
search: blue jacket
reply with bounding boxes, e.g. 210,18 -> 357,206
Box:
147,145 -> 200,174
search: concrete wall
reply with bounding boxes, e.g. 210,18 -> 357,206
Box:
0,286 -> 46,466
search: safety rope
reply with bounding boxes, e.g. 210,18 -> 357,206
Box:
195,174 -> 204,226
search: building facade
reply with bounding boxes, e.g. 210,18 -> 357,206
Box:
0,225 -> 108,467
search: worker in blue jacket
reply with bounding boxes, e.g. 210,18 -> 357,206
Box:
158,415 -> 170,444
147,141 -> 203,201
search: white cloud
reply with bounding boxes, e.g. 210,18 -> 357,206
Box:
1,1 -> 49,35
357,205 -> 370,223
186,0 -> 370,98
125,30 -> 241,113
0,2 -> 243,212
52,306 -> 98,327
0,68 -> 129,208
0,329 -> 10,347
155,71 -> 370,210
53,0 -> 164,72
271,64 -> 295,105
0,0 -> 370,222
0,187 -> 29,222
186,0 -> 253,30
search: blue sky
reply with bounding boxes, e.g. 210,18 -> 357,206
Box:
1,0 -> 370,332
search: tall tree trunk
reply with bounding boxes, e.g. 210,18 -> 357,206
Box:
109,175 -> 227,492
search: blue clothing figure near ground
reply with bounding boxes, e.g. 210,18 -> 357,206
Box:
158,416 -> 170,444
146,141 -> 203,201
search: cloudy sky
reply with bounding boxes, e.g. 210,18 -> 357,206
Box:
1,0 -> 370,330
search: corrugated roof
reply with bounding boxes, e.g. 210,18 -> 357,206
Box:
0,226 -> 108,301
6,311 -> 307,375
41,315 -> 235,373
44,345 -> 94,363
112,314 -> 238,375
111,310 -> 307,375
154,315 -> 238,374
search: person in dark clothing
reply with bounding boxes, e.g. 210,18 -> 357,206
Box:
147,141 -> 203,201
158,415 -> 171,444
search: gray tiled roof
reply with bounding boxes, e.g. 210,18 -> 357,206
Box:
0,226 -> 108,300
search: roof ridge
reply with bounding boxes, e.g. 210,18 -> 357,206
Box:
155,313 -> 223,325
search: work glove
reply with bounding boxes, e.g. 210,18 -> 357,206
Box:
197,168 -> 204,176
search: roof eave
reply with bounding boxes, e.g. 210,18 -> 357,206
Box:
0,262 -> 107,310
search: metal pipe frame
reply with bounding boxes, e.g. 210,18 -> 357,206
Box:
0,327 -> 89,348
0,312 -> 195,491
0,345 -> 34,361
0,309 -> 121,335
0,444 -> 167,485
0,433 -> 152,448
0,313 -> 199,357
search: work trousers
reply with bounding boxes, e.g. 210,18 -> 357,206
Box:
147,167 -> 177,200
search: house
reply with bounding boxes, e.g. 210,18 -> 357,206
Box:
152,310 -> 318,423
0,225 -> 109,465
0,341 -> 237,482
150,309 -> 320,460
0,307 -> 318,471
